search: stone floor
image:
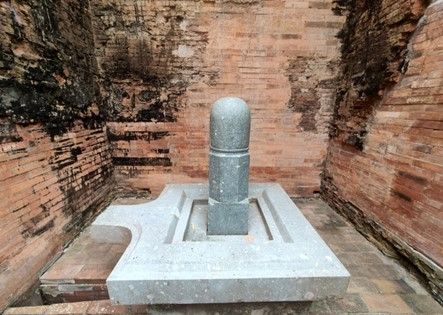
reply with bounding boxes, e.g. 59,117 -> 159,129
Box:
5,198 -> 443,314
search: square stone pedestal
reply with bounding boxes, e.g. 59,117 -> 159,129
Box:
91,183 -> 350,304
207,198 -> 249,235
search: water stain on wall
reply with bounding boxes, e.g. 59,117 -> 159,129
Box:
0,0 -> 102,136
330,0 -> 427,150
92,1 -> 210,124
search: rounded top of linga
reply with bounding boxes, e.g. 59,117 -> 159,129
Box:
210,97 -> 251,152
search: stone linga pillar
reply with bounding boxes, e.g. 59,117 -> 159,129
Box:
208,97 -> 251,235
92,95 -> 350,305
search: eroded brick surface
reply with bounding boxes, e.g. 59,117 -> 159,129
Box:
0,0 -> 114,312
1,0 -> 442,312
323,0 -> 443,301
0,0 -> 102,135
0,124 -> 114,311
91,0 -> 344,196
330,0 -> 428,148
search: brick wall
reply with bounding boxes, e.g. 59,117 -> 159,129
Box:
91,0 -> 345,196
322,0 -> 442,299
0,124 -> 113,311
1,0 -> 441,309
0,1 -> 113,311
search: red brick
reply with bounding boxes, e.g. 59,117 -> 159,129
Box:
323,1 -> 443,268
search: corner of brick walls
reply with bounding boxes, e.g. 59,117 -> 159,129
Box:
0,0 -> 115,311
322,0 -> 443,302
0,123 -> 115,312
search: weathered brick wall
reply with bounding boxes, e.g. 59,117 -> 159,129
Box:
0,0 -> 102,135
0,1 -> 113,311
91,0 -> 345,196
0,124 -> 113,310
322,0 -> 442,300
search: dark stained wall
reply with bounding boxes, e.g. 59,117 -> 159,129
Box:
322,0 -> 442,301
0,0 -> 113,311
91,0 -> 345,196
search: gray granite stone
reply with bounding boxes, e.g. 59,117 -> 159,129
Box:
208,152 -> 249,203
185,200 -> 270,242
209,97 -> 250,151
92,183 -> 350,305
208,97 -> 251,235
207,198 -> 249,235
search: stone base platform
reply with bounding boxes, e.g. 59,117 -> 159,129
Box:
91,183 -> 350,305
30,197 -> 443,314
